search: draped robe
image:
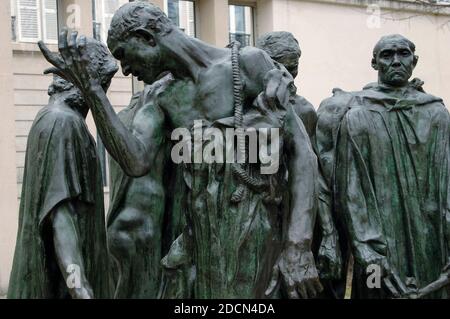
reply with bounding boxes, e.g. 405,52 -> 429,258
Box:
8,104 -> 111,299
334,84 -> 450,298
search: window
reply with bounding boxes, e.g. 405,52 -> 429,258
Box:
94,0 -> 129,42
11,0 -> 58,43
165,0 -> 196,37
229,4 -> 254,47
93,1 -> 129,187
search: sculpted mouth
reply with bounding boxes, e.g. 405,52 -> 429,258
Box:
389,69 -> 406,75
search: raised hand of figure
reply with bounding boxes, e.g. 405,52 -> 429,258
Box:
317,231 -> 343,281
266,244 -> 323,299
263,68 -> 297,110
38,29 -> 101,95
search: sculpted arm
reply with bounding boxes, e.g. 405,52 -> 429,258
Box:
285,106 -> 318,254
51,201 -> 93,299
85,83 -> 165,177
85,83 -> 153,177
38,31 -> 157,177
266,106 -> 323,299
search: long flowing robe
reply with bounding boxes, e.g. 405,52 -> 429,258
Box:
314,88 -> 354,298
334,84 -> 450,298
178,93 -> 317,298
8,103 -> 111,299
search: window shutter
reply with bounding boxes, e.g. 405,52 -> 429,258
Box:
17,0 -> 41,42
42,0 -> 57,43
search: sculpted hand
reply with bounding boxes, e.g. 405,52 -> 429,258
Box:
263,69 -> 296,110
318,232 -> 343,281
363,255 -> 413,298
266,244 -> 323,299
38,29 -> 102,94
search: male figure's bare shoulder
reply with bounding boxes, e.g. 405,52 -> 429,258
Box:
236,46 -> 280,101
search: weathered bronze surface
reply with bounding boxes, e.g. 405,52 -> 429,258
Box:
11,0 -> 449,299
8,39 -> 118,299
37,2 -> 321,298
317,34 -> 450,298
257,31 -> 343,298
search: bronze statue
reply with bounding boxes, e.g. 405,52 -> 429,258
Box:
256,31 -> 317,138
328,34 -> 450,298
8,38 -> 118,299
106,74 -> 189,298
257,31 -> 344,298
39,2 -> 322,298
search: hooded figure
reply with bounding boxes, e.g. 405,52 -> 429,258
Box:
8,38 -> 118,299
333,35 -> 450,298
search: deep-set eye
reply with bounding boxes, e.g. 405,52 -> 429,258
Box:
400,49 -> 411,56
380,51 -> 392,59
135,29 -> 156,46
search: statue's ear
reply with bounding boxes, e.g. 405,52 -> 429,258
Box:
371,57 -> 378,71
135,28 -> 156,47
413,55 -> 419,68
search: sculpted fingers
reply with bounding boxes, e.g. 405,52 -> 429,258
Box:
78,36 -> 90,67
38,41 -> 65,70
59,28 -> 72,65
68,31 -> 80,63
304,280 -> 318,298
43,67 -> 68,80
308,277 -> 324,297
314,277 -> 324,294
296,280 -> 308,299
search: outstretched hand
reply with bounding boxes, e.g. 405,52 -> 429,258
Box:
266,245 -> 323,299
38,29 -> 101,94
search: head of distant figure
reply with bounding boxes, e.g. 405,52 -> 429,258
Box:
107,1 -> 175,85
48,75 -> 86,115
82,37 -> 119,92
256,31 -> 301,79
372,34 -> 418,88
48,38 -> 118,117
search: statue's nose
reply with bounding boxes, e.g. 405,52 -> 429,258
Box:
393,54 -> 401,64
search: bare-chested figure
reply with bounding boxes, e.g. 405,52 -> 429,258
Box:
40,2 -> 322,298
106,74 -> 177,298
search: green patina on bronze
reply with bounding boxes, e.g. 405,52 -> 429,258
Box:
8,41 -> 117,297
317,34 -> 450,299
106,75 -> 188,298
257,31 -> 344,298
38,1 -> 322,299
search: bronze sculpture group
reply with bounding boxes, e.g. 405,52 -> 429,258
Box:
7,2 -> 450,299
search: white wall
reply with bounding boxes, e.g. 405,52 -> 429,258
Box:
272,0 -> 450,108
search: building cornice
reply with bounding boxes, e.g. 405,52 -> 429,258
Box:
301,0 -> 450,16
12,42 -> 58,53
